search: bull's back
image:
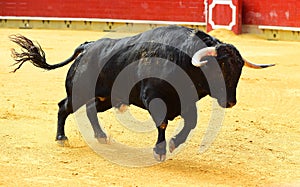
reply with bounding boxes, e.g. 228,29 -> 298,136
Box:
65,25 -> 207,99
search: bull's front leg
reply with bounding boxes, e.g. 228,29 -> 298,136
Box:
141,86 -> 169,161
149,100 -> 168,161
169,105 -> 197,153
153,122 -> 168,162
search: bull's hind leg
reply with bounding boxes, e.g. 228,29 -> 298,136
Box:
56,97 -> 73,146
169,105 -> 197,153
86,97 -> 112,143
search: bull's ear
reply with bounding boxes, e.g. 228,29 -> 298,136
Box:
192,47 -> 217,67
243,58 -> 275,69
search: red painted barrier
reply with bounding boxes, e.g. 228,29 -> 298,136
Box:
206,0 -> 242,34
243,0 -> 300,27
1,0 -> 300,28
0,0 -> 205,23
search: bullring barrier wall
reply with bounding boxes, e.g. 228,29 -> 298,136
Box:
1,0 -> 299,40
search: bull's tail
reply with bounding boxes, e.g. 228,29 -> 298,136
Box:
9,34 -> 93,73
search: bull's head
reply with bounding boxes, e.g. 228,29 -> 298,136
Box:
192,44 -> 275,108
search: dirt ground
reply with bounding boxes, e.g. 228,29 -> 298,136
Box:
0,27 -> 299,186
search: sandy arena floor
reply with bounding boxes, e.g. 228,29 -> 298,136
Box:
0,28 -> 299,186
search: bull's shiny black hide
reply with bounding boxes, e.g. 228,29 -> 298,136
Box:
10,25 -> 245,161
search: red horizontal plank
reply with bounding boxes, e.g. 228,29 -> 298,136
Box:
0,0 -> 205,22
1,0 -> 299,27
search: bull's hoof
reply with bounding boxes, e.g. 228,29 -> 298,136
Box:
97,137 -> 109,144
95,134 -> 109,144
153,141 -> 166,162
56,135 -> 70,147
169,139 -> 176,153
153,151 -> 166,162
118,104 -> 128,113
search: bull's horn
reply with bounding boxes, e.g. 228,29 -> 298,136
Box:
192,47 -> 217,67
243,58 -> 275,69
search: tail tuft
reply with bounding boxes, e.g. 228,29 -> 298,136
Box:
10,35 -> 94,73
9,35 -> 50,72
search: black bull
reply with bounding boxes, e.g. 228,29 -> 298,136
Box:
10,25 -> 274,161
